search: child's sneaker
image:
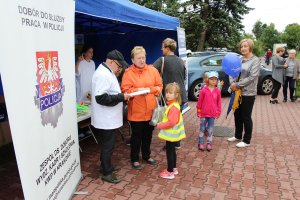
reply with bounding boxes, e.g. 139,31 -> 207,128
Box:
198,144 -> 205,151
159,169 -> 175,179
206,143 -> 212,152
173,168 -> 178,175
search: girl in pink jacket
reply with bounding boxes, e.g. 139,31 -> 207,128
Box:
196,71 -> 222,151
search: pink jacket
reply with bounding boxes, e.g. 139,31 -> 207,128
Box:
196,86 -> 222,118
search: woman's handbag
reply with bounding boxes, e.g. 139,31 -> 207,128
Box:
149,93 -> 166,126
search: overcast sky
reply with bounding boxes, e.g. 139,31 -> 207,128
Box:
242,0 -> 300,33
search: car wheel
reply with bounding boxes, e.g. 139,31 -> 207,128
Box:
259,76 -> 273,95
189,79 -> 202,101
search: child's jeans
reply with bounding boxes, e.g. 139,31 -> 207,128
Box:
199,117 -> 215,144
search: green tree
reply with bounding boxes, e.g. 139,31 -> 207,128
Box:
259,23 -> 281,50
130,0 -> 251,52
130,0 -> 162,11
281,23 -> 300,51
253,40 -> 265,57
181,0 -> 252,51
129,0 -> 181,17
252,20 -> 267,39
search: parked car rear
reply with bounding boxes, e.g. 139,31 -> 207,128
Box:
187,54 -> 274,101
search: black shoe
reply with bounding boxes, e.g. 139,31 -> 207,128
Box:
132,162 -> 143,170
175,144 -> 181,150
100,165 -> 121,174
274,99 -> 279,104
101,174 -> 121,184
175,141 -> 181,149
291,98 -> 296,102
144,158 -> 157,165
283,99 -> 287,102
270,100 -> 275,104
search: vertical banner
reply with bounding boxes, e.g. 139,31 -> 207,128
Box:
177,27 -> 190,114
0,1 -> 81,200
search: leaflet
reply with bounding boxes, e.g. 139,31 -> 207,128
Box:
128,89 -> 150,97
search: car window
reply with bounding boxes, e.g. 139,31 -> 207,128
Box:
187,57 -> 201,67
201,55 -> 223,67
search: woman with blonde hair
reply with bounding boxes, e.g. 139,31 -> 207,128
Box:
121,46 -> 163,169
227,38 -> 260,148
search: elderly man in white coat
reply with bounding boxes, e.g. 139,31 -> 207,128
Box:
91,49 -> 129,184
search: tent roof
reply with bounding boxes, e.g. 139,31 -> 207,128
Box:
75,0 -> 180,34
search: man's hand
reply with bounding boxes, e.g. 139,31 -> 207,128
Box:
124,93 -> 130,101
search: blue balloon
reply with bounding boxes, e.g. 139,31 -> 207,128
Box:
222,53 -> 242,78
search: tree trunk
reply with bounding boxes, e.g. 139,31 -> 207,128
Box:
197,30 -> 206,51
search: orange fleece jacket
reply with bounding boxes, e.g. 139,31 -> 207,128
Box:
121,64 -> 163,121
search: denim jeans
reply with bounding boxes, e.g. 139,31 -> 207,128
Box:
199,117 -> 215,144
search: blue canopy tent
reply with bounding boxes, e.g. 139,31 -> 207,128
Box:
0,0 -> 183,99
75,0 -> 181,65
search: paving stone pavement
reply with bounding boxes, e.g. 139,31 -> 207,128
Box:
72,94 -> 300,200
1,94 -> 300,200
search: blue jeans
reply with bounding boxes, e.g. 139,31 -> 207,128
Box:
199,117 -> 215,144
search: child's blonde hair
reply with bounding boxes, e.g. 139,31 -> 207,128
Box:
165,82 -> 182,105
203,72 -> 209,84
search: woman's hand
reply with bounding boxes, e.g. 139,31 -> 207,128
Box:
230,83 -> 238,91
75,54 -> 84,73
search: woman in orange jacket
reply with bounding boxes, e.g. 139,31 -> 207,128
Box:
121,46 -> 163,169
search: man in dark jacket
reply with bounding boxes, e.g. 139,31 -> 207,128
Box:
282,46 -> 289,59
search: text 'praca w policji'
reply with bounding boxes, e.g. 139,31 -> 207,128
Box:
18,6 -> 65,31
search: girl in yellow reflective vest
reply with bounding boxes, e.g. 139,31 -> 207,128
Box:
157,82 -> 186,179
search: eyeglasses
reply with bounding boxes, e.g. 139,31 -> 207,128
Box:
113,60 -> 122,69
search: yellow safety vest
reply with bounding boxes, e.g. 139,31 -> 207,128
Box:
158,102 -> 186,142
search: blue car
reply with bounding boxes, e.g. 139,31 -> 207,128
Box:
187,54 -> 274,101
